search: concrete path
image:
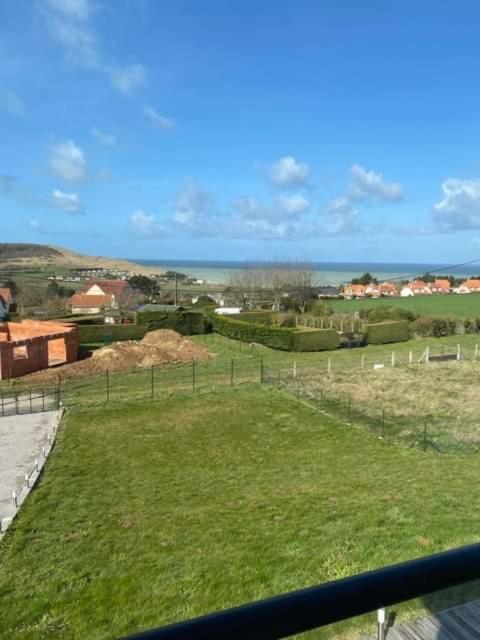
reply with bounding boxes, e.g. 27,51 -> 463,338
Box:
0,411 -> 58,525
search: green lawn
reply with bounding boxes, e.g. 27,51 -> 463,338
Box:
1,387 -> 480,639
328,294 -> 480,318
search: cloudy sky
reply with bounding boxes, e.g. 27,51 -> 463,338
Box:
2,0 -> 480,262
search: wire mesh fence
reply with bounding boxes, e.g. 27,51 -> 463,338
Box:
0,357 -> 265,411
262,362 -> 480,454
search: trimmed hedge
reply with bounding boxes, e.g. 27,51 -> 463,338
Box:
136,310 -> 207,335
364,320 -> 409,344
230,311 -> 273,325
293,328 -> 339,352
78,324 -> 147,343
210,313 -> 339,351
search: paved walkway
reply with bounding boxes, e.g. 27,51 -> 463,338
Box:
0,411 -> 57,524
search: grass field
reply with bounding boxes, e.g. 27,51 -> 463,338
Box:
2,387 -> 480,640
328,294 -> 480,318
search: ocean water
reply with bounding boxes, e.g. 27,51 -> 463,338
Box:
135,259 -> 480,286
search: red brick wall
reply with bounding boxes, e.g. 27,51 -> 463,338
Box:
0,321 -> 79,379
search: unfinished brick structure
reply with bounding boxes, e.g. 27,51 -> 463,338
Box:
0,320 -> 78,379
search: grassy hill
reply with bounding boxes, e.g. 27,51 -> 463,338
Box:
0,243 -> 163,275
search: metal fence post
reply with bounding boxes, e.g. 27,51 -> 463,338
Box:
230,359 -> 234,387
15,391 -> 19,415
260,356 -> 264,383
347,396 -> 351,420
106,368 -> 110,402
423,419 -> 428,452
192,360 -> 196,393
151,365 -> 154,399
1,392 -> 3,417
457,344 -> 461,361
381,409 -> 385,438
377,608 -> 386,640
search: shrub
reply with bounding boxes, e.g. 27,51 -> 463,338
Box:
78,324 -> 148,343
364,320 -> 409,344
366,305 -> 416,323
411,316 -> 457,338
210,313 -> 339,351
278,314 -> 296,328
229,311 -> 273,325
293,329 -> 339,351
136,310 -> 207,335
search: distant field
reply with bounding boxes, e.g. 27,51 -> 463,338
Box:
328,294 -> 480,317
2,387 -> 480,639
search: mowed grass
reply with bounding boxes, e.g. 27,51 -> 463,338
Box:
2,388 -> 480,639
328,293 -> 480,317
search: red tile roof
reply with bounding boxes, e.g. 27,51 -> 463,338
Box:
82,280 -> 131,297
69,293 -> 113,308
463,279 -> 480,289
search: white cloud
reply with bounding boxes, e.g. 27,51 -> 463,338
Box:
1,91 -> 26,116
50,140 -> 87,182
51,189 -> 84,214
269,156 -> 310,189
433,178 -> 480,231
347,164 -> 403,203
111,64 -> 146,94
39,0 -> 146,94
173,180 -> 214,232
323,164 -> 403,235
143,106 -> 175,130
275,193 -> 311,216
130,210 -> 167,237
90,127 -> 116,146
325,196 -> 360,234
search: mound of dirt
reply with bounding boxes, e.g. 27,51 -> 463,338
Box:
21,330 -> 212,384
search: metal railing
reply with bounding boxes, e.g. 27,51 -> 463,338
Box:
119,543 -> 480,639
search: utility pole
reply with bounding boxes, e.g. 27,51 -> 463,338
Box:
174,273 -> 178,306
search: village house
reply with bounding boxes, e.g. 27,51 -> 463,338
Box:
400,280 -> 432,297
0,288 -> 14,320
456,278 -> 480,294
68,280 -> 136,314
342,284 -> 366,298
430,279 -> 451,294
365,282 -> 398,297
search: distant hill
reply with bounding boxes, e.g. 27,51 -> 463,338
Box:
0,243 -> 162,274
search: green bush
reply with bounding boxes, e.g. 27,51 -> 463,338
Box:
411,316 -> 457,338
230,311 -> 273,325
136,310 -> 207,335
210,313 -> 339,351
78,324 -> 148,343
293,329 -> 339,351
366,305 -> 417,323
364,320 -> 409,344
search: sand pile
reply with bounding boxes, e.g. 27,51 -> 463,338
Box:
21,330 -> 212,384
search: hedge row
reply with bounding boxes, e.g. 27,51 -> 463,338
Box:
230,311 -> 274,325
78,324 -> 148,343
136,310 -> 207,335
364,320 -> 409,344
210,313 -> 339,351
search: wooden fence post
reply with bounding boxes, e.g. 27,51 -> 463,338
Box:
327,358 -> 331,374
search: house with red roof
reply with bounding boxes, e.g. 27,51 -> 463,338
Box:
68,280 -> 136,314
342,284 -> 366,298
430,279 -> 451,294
0,288 -> 14,320
400,280 -> 432,297
457,278 -> 480,294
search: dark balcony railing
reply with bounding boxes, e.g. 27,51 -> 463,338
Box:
119,543 -> 480,640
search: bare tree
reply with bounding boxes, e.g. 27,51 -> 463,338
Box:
227,261 -> 315,312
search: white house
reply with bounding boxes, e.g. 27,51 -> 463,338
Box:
214,307 -> 242,315
68,280 -> 135,314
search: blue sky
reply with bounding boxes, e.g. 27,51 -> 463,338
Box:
2,0 -> 480,263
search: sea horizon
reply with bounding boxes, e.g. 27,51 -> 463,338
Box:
134,259 -> 480,286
